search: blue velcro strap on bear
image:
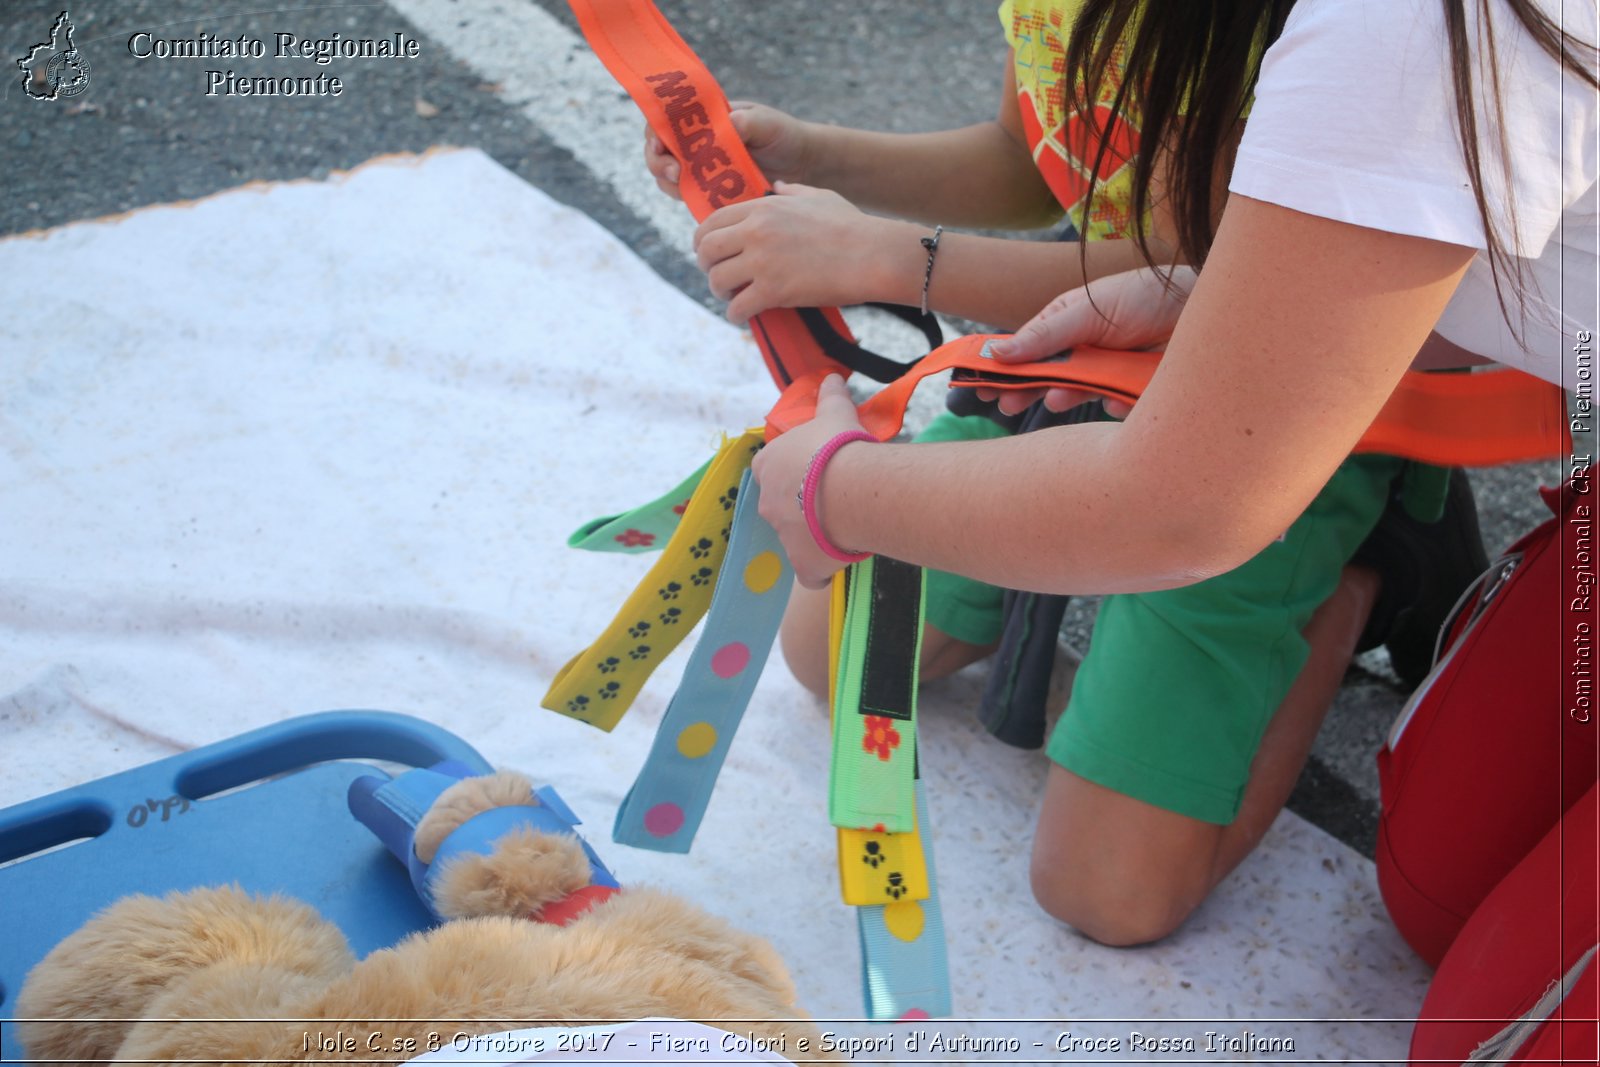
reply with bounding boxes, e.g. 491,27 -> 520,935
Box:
348,766 -> 463,866
533,784 -> 580,826
349,765 -> 617,921
430,802 -> 618,902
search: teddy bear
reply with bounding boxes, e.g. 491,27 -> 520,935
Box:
15,768 -> 823,1065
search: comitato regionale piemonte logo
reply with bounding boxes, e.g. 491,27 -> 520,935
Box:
17,11 -> 92,101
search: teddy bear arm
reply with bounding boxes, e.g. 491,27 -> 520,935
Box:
413,772 -> 537,865
429,825 -> 593,920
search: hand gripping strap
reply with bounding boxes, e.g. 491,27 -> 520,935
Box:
565,454 -> 713,554
613,472 -> 793,852
829,557 -> 924,834
856,782 -> 952,1020
567,0 -> 934,390
542,429 -> 762,730
568,0 -> 766,220
765,335 -> 1572,468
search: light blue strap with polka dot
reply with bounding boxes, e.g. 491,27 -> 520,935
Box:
856,782 -> 951,1019
613,470 -> 792,853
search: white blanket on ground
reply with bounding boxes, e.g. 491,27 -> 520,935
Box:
0,148 -> 1428,1061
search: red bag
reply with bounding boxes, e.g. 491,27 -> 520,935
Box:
1409,782 -> 1598,1065
1377,476 -> 1598,968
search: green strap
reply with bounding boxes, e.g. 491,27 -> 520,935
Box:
828,557 -> 923,833
566,455 -> 713,554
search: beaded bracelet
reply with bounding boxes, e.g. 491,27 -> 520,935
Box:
918,225 -> 944,317
800,430 -> 878,563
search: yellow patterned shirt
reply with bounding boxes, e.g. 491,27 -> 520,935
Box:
1000,0 -> 1143,240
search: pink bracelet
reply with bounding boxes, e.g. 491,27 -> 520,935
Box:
800,430 -> 877,563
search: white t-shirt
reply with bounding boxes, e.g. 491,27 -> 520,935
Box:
1229,0 -> 1599,388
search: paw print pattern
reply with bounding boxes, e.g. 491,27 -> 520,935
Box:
596,656 -> 620,675
628,621 -> 651,639
720,524 -> 732,543
628,644 -> 652,661
718,486 -> 739,512
658,581 -> 682,601
689,537 -> 714,560
886,872 -> 906,900
598,681 -> 621,700
566,695 -> 590,714
689,566 -> 714,587
659,607 -> 683,627
862,841 -> 884,869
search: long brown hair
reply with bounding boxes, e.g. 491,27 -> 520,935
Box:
1067,0 -> 1597,326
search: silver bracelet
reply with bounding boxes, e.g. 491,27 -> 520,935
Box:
919,224 -> 943,317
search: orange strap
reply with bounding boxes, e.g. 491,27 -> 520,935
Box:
766,335 -> 1571,468
570,0 -> 860,389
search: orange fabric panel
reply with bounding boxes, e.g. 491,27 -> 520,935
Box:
767,335 -> 1570,468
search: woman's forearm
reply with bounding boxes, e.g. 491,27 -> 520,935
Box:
819,427 -> 1230,595
801,120 -> 1063,231
832,218 -> 1172,331
922,231 -> 1171,329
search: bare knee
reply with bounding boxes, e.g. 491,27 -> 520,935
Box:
1030,766 -> 1218,947
779,631 -> 830,699
777,598 -> 832,703
1029,861 -> 1202,947
778,586 -> 831,699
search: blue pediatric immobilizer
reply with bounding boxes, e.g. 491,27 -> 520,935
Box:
348,762 -> 619,923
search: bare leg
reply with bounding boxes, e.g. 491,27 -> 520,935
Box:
1029,564 -> 1381,946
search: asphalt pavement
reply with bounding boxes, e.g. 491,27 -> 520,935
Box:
1,0 -> 1566,856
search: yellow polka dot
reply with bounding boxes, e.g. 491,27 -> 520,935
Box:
883,900 -> 925,942
676,722 -> 718,759
743,551 -> 783,594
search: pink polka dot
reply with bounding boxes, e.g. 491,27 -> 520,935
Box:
710,641 -> 750,679
899,1009 -> 931,1021
643,802 -> 684,837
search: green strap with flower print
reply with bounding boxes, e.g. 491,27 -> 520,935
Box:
828,555 -> 923,833
565,455 -> 713,554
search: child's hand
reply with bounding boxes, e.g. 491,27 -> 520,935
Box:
644,125 -> 687,200
693,182 -> 892,324
752,375 -> 870,590
982,266 -> 1197,417
644,102 -> 812,200
726,102 -> 812,184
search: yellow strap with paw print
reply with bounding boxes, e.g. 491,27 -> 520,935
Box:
541,429 -> 762,731
838,822 -> 930,905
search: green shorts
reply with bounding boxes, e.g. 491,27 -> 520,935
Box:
914,409 -> 1403,825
